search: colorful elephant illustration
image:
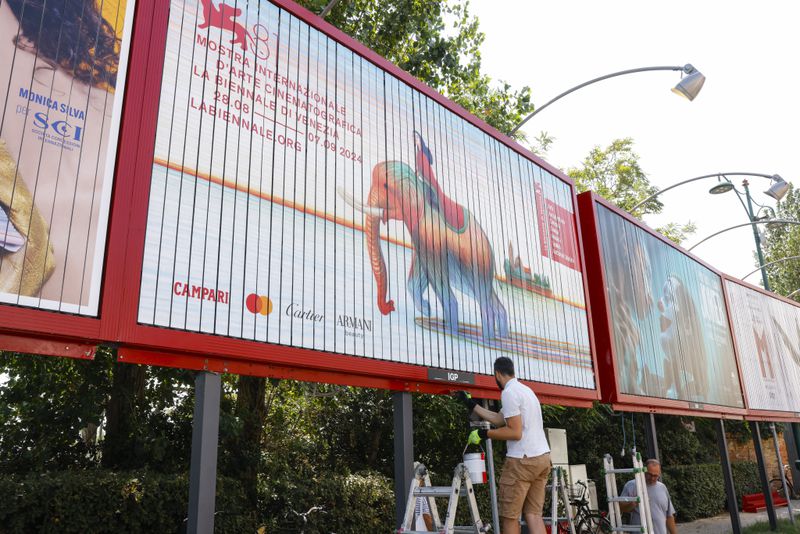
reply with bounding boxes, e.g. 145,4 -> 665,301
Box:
340,154 -> 509,341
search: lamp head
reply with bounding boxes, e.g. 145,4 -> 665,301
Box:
709,177 -> 734,195
765,175 -> 790,201
672,64 -> 705,101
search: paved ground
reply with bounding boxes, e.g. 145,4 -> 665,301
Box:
679,500 -> 800,533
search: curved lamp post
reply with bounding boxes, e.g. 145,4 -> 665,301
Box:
742,255 -> 800,280
630,173 -> 787,214
509,63 -> 705,135
687,220 -> 800,251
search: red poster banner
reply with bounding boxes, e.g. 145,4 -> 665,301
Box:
535,183 -> 580,271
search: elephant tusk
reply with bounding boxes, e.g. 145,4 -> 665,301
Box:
337,186 -> 385,219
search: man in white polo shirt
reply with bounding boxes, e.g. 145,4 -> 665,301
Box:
462,357 -> 551,534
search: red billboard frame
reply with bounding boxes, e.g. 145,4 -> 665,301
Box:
577,191 -> 747,418
0,0 -> 600,406
721,275 -> 800,423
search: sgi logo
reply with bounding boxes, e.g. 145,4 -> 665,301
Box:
32,112 -> 83,142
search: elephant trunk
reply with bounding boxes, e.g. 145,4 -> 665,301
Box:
365,187 -> 395,315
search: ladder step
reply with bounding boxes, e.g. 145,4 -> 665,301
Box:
608,496 -> 639,503
543,517 -> 570,523
604,468 -> 640,474
414,486 -> 461,497
453,527 -> 489,533
610,526 -> 645,532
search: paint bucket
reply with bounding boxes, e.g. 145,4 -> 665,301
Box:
464,452 -> 487,484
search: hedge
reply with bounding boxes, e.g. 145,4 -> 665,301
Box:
0,470 -> 256,534
661,463 -> 726,521
0,469 -> 395,534
658,461 -> 761,522
259,469 -> 394,532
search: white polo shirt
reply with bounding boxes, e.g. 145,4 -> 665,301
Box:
500,378 -> 550,458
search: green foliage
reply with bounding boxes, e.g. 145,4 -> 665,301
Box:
0,470 -> 256,534
566,138 -> 695,244
568,138 -> 662,214
0,349 -> 112,473
294,0 -> 534,136
258,468 -> 394,532
661,463 -> 725,522
762,184 -> 800,297
732,461 -> 763,509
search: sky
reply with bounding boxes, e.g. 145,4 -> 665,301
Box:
470,0 -> 800,287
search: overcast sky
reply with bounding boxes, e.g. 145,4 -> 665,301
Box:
471,0 -> 800,288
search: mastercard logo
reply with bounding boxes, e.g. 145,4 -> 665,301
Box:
245,293 -> 273,315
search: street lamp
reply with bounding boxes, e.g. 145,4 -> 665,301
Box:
509,64 -> 705,136
630,173 -> 787,215
630,172 -> 793,290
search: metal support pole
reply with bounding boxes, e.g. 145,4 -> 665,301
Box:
393,392 -> 414,528
752,421 -> 778,530
789,423 -> 800,495
482,400 -> 501,534
743,181 -> 771,291
187,372 -> 222,534
771,423 -> 796,524
717,419 -> 742,534
783,423 -> 800,498
644,413 -> 660,461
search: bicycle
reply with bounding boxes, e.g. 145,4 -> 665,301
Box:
554,480 -> 612,534
769,464 -> 796,499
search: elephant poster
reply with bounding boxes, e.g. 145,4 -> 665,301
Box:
0,0 -> 134,315
138,0 -> 595,388
596,205 -> 744,407
725,280 -> 800,414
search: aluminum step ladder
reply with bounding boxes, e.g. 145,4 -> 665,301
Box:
397,462 -> 490,534
602,452 -> 654,533
542,466 -> 576,534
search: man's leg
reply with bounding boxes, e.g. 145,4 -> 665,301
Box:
523,454 -> 552,534
502,516 -> 522,534
499,458 -> 526,534
523,512 -> 546,534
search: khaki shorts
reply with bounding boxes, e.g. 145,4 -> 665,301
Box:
498,453 -> 552,518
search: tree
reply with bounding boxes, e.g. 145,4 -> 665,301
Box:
567,138 -> 696,244
296,0 -> 534,137
761,184 -> 800,298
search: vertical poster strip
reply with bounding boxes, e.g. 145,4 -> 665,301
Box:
0,0 -> 135,315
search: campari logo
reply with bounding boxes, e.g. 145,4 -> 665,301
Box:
245,293 -> 273,316
199,0 -> 270,60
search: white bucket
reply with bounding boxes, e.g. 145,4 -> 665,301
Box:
464,452 -> 487,484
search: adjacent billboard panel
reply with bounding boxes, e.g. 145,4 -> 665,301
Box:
592,200 -> 744,409
136,0 -> 595,388
725,279 -> 800,417
0,0 -> 135,315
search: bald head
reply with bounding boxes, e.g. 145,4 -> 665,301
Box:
644,459 -> 661,485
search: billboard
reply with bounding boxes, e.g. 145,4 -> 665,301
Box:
725,279 -> 800,417
0,0 -> 135,315
134,0 -> 595,388
583,196 -> 744,411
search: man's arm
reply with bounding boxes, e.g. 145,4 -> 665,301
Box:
666,514 -> 677,534
488,414 -> 522,441
472,404 -> 506,428
618,501 -> 637,513
618,482 -> 637,513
